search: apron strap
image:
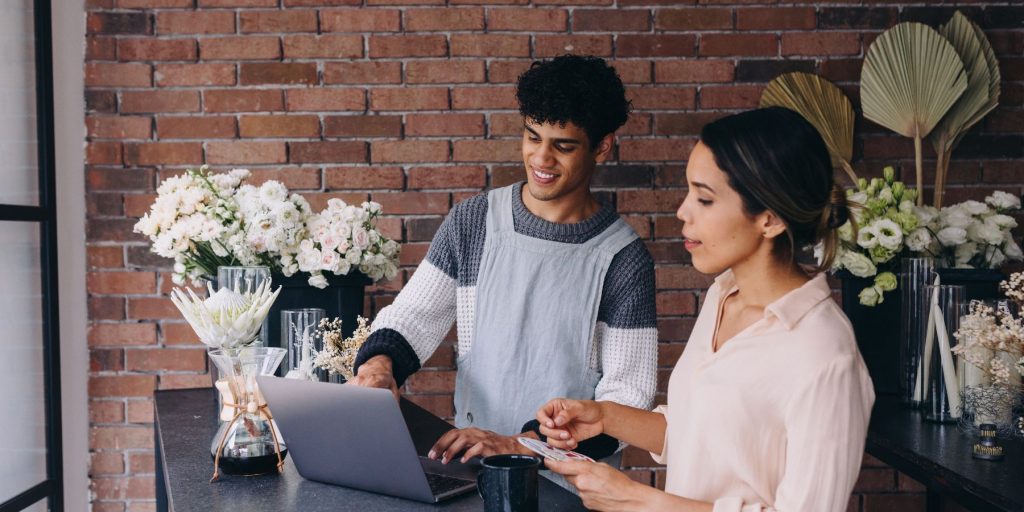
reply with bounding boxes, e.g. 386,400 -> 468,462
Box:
484,185 -> 516,236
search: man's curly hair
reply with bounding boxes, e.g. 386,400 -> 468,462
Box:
516,55 -> 631,149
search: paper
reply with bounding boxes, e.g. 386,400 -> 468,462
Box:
517,437 -> 594,462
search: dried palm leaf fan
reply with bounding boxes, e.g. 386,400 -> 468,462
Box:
928,11 -> 1000,208
760,72 -> 858,184
861,22 -> 968,206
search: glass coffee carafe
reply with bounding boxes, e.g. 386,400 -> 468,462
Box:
208,347 -> 288,480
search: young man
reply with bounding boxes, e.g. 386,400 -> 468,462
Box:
350,55 -> 657,465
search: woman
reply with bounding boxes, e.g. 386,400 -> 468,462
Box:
537,107 -> 875,511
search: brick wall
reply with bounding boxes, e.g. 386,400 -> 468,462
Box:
83,1 -> 1022,511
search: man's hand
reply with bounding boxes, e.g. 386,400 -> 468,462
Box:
346,354 -> 399,400
428,428 -> 534,464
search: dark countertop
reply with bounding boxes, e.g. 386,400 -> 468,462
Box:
867,395 -> 1024,512
154,388 -> 587,512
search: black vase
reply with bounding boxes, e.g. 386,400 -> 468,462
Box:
935,267 -> 1004,302
265,272 -> 372,360
838,271 -> 901,395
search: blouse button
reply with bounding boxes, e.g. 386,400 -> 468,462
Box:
467,412 -> 474,423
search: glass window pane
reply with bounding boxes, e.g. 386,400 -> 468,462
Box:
0,221 -> 46,502
0,0 -> 38,206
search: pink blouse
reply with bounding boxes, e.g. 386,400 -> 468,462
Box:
651,270 -> 875,511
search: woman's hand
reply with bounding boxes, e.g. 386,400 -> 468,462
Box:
545,459 -> 650,511
536,398 -> 605,450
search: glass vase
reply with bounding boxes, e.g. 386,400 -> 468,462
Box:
921,284 -> 965,423
958,300 -> 1023,437
900,257 -> 934,405
208,347 -> 288,480
216,266 -> 272,347
282,308 -> 325,381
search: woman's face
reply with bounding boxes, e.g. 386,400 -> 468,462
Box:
676,142 -> 776,275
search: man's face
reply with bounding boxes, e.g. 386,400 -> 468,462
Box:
521,119 -> 606,203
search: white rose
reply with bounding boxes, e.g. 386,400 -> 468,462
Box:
960,200 -> 990,216
841,251 -> 877,278
321,250 -> 339,271
936,226 -> 968,246
336,259 -> 352,275
352,227 -> 371,250
858,286 -> 883,307
384,262 -> 398,280
337,239 -> 351,254
905,228 -> 933,252
346,249 -> 362,265
986,191 -> 1021,211
327,198 -> 347,211
308,273 -> 328,289
857,226 -> 879,249
873,219 -> 903,251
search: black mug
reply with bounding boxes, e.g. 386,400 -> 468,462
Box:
476,454 -> 541,512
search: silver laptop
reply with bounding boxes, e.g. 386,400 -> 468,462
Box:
257,376 -> 478,503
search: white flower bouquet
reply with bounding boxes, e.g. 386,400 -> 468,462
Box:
830,167 -> 924,306
134,166 -> 401,288
312,316 -> 370,380
911,191 -> 1022,270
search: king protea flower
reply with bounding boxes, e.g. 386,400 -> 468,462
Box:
170,281 -> 281,350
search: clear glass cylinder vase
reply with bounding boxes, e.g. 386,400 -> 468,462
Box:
922,284 -> 965,423
282,308 -> 325,381
958,300 -> 1023,436
900,257 -> 934,405
216,266 -> 272,347
208,347 -> 288,479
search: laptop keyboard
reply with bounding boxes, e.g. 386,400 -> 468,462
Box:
425,472 -> 475,496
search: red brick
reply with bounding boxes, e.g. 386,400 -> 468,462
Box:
623,215 -> 652,238
371,87 -> 448,111
117,38 -> 196,61
324,62 -> 402,84
655,112 -> 728,136
487,8 -> 567,31
407,60 -> 485,84
156,11 -> 235,35
90,426 -> 154,451
86,142 -> 122,165
408,166 -> 487,189
628,87 -> 697,110
242,167 -> 323,190
121,90 -> 200,113
85,63 -> 152,87
490,113 -> 525,136
88,323 -> 157,347
450,35 -> 530,57
88,246 -> 125,269
573,9 -> 650,31
287,89 -> 365,111
407,114 -> 485,137
87,168 -> 153,192
283,35 -> 363,59
91,451 -> 125,475
87,12 -> 151,35
91,475 -> 156,501
535,35 -> 612,57
372,140 -> 449,163
451,86 -> 516,109
374,192 -> 450,215
453,139 -> 520,162
620,113 -> 653,135
654,8 -> 733,30
655,266 -> 715,289
127,451 -> 155,473
123,194 -> 157,217
240,10 -> 318,33
124,142 -> 202,165
161,322 -> 201,345
207,141 -> 287,164
488,60 -> 532,83
159,374 -> 215,390
861,494 -> 925,512
87,270 -> 155,294
290,141 -> 368,163
119,0 -> 192,5
405,8 -> 484,30
699,85 -> 763,109
658,343 -> 685,367
240,63 -> 318,85
89,376 -> 157,398
303,192 -> 370,212
284,0 -> 359,4
406,370 -> 457,392
736,7 -> 816,29
369,35 -> 447,58
90,502 -> 125,512
854,468 -> 896,492
619,139 -> 694,162
204,89 -> 283,113
90,400 -> 125,424
128,297 -> 181,320
324,166 -> 405,189
657,291 -> 696,315
87,36 -> 117,60
533,0 -> 610,5
87,116 -> 151,139
700,34 -> 778,57
321,9 -> 401,32
239,115 -> 321,138
324,115 -> 403,137
782,33 -> 861,56
156,116 -> 236,139
200,36 -> 281,60
619,190 -> 686,214
155,63 -> 235,86
126,348 -> 207,372
654,60 -> 734,83
200,0 -> 277,5
617,35 -> 696,57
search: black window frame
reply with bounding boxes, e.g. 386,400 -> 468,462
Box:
0,0 -> 63,510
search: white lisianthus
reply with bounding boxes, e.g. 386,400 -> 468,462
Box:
967,221 -> 1005,246
960,200 -> 991,216
848,191 -> 869,206
936,226 -> 968,247
940,206 -> 973,229
873,219 -> 903,251
914,205 -> 939,226
905,228 -> 933,252
955,242 -> 978,267
878,187 -> 894,204
1005,239 -> 1024,261
857,225 -> 879,249
986,191 -> 1021,211
841,251 -> 877,278
858,286 -> 883,307
986,214 -> 1018,231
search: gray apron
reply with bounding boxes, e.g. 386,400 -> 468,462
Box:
454,184 -> 638,436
